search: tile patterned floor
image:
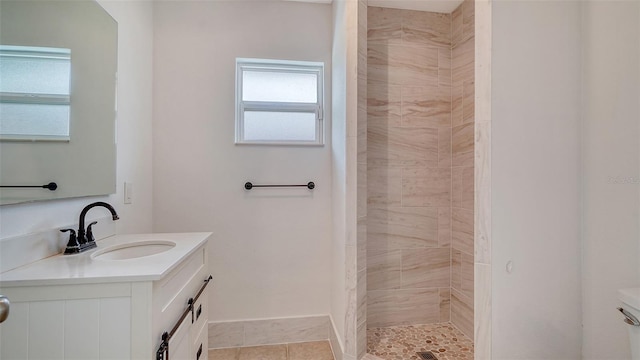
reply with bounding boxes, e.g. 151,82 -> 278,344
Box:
209,341 -> 335,360
367,323 -> 474,360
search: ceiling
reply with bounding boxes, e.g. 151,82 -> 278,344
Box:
288,0 -> 464,14
367,0 -> 464,13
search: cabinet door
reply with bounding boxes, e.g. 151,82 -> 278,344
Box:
168,315 -> 192,360
0,297 -> 131,360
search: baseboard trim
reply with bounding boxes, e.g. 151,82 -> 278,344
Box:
208,315 -> 330,349
329,314 -> 344,360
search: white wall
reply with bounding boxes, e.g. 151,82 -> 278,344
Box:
0,0 -> 154,240
491,1 -> 582,358
581,1 -> 640,359
152,1 -> 333,322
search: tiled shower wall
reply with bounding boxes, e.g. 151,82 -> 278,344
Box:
365,0 -> 474,338
450,0 -> 475,339
366,6 -> 453,328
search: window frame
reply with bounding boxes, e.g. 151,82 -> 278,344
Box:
235,58 -> 324,146
0,45 -> 72,141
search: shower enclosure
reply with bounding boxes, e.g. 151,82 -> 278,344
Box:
361,1 -> 475,359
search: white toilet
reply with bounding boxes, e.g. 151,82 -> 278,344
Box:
619,288 -> 640,359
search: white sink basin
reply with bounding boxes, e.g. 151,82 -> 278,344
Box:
91,240 -> 176,260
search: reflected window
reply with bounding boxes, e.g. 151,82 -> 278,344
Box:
0,45 -> 71,141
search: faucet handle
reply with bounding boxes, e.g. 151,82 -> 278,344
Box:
61,228 -> 80,254
86,221 -> 98,243
60,228 -> 76,237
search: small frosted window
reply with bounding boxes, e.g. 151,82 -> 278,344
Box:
236,59 -> 324,145
244,111 -> 316,142
0,52 -> 70,95
0,103 -> 69,138
242,71 -> 317,103
0,45 -> 71,141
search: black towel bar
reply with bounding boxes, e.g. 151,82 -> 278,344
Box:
0,182 -> 57,191
244,181 -> 315,190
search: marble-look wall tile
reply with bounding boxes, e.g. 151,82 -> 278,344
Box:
401,86 -> 451,129
209,322 -> 244,349
367,6 -> 402,45
368,44 -> 438,86
452,0 -> 476,345
451,289 -> 473,339
452,167 -> 464,208
401,167 -> 451,207
367,249 -> 401,290
452,38 -> 474,84
358,216 -> 367,272
452,122 -> 474,156
367,84 -> 401,121
366,5 -> 468,331
344,245 -> 357,357
358,163 -> 367,216
367,207 -> 438,249
452,84 -> 464,127
438,128 -> 451,168
358,4 -> 368,356
475,121 -> 491,264
452,123 -> 474,167
452,166 -> 474,210
357,320 -> 367,360
401,10 -> 451,47
452,208 -> 474,255
209,316 -> 331,350
452,249 -> 462,291
462,0 -> 475,43
357,269 -> 367,323
461,166 -> 474,210
367,166 -> 402,207
462,80 -> 475,124
439,288 -> 451,322
438,207 -> 451,247
461,251 -> 474,298
451,5 -> 463,47
401,247 -> 450,288
475,263 -> 491,360
243,316 -> 329,346
368,124 -> 438,167
368,289 -> 440,327
452,249 -> 474,299
438,48 -> 451,87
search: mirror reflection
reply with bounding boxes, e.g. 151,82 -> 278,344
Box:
0,45 -> 72,141
0,0 -> 117,205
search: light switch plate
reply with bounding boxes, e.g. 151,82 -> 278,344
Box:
124,182 -> 133,204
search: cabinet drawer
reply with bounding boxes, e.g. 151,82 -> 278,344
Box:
153,245 -> 208,340
191,316 -> 208,360
156,247 -> 206,310
190,285 -> 208,340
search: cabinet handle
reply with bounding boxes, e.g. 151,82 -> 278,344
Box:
0,296 -> 9,323
196,344 -> 202,360
191,275 -> 212,323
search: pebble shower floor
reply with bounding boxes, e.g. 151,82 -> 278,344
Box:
367,323 -> 474,360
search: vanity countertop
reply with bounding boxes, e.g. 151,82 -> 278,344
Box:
0,232 -> 211,287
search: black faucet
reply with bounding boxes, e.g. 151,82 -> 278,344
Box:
61,201 -> 119,255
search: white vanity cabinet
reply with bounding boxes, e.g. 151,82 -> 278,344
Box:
0,233 -> 210,360
153,245 -> 210,360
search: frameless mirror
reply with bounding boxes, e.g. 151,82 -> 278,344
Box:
0,0 -> 117,205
